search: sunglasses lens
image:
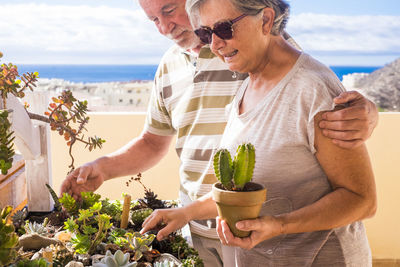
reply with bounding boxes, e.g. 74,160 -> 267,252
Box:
195,28 -> 212,44
214,22 -> 233,40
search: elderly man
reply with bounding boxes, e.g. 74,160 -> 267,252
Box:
61,0 -> 378,266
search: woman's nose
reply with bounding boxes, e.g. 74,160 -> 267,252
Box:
210,33 -> 225,52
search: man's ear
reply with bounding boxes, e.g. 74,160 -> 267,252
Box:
261,7 -> 275,34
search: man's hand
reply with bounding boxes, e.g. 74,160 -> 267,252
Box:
140,208 -> 190,241
319,91 -> 378,149
216,216 -> 282,250
60,161 -> 106,200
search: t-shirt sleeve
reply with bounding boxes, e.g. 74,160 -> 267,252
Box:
143,64 -> 176,136
305,70 -> 346,154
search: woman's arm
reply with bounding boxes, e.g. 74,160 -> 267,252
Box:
140,192 -> 217,240
279,112 -> 377,232
216,112 -> 377,249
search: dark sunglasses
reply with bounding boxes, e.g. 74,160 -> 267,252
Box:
194,14 -> 247,44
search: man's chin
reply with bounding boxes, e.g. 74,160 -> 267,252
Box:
175,37 -> 201,51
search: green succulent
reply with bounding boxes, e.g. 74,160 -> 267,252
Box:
93,250 -> 137,267
11,207 -> 27,230
0,206 -> 19,266
59,193 -> 78,215
213,143 -> 255,191
131,208 -> 153,226
126,232 -> 155,261
181,255 -> 204,267
11,258 -> 50,267
0,110 -> 15,175
24,218 -> 49,235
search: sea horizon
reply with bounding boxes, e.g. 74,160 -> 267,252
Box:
16,64 -> 382,83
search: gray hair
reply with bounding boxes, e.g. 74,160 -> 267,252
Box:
186,0 -> 290,35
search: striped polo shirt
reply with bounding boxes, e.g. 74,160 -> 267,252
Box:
144,44 -> 247,203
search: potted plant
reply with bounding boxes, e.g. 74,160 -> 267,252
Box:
212,143 -> 267,237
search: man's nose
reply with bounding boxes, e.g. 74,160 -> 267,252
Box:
157,17 -> 174,36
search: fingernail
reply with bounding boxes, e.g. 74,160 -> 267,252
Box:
77,178 -> 84,184
236,222 -> 244,229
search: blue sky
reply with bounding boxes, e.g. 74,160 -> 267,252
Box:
0,0 -> 399,66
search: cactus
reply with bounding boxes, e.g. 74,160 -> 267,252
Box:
232,143 -> 255,190
0,206 -> 19,266
213,149 -> 233,190
131,208 -> 153,226
213,143 -> 256,191
93,250 -> 137,267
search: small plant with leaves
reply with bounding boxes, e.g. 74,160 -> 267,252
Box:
0,51 -> 105,175
11,258 -> 50,267
11,207 -> 27,232
131,207 -> 153,227
0,206 -> 19,266
64,201 -> 112,255
126,232 -> 155,261
213,143 -> 256,191
127,173 -> 166,210
0,56 -> 38,109
24,217 -> 49,235
93,250 -> 137,267
44,90 -> 106,172
0,109 -> 15,175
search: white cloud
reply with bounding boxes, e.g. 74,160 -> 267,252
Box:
0,4 -> 399,65
0,4 -> 173,64
287,13 -> 400,55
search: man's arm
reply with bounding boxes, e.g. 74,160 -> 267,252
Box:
319,91 -> 378,149
60,131 -> 173,199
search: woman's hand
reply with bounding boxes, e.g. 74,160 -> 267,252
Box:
140,207 -> 190,241
216,216 -> 283,250
319,91 -> 378,149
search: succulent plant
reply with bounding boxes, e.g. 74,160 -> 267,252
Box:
213,143 -> 255,191
11,258 -> 50,267
131,208 -> 153,226
93,250 -> 137,267
126,232 -> 155,261
24,218 -> 49,235
0,206 -> 19,266
11,207 -> 28,230
213,149 -> 233,190
0,109 -> 15,175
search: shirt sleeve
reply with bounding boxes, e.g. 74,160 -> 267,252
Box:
305,68 -> 346,154
143,63 -> 176,136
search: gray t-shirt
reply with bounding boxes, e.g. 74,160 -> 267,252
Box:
219,53 -> 371,266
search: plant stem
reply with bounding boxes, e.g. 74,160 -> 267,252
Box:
27,112 -> 50,123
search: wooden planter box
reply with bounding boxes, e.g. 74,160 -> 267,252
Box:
1,92 -> 53,212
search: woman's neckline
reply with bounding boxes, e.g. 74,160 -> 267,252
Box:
236,53 -> 306,117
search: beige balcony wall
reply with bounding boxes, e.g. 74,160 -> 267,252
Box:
51,112 -> 400,260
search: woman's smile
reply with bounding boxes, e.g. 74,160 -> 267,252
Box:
221,50 -> 239,62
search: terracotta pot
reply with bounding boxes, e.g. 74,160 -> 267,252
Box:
212,182 -> 267,238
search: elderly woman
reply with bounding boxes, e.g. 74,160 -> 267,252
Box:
182,0 -> 377,266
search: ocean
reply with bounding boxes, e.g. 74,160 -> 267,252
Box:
17,64 -> 381,83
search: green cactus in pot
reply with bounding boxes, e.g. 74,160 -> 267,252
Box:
213,143 -> 255,191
